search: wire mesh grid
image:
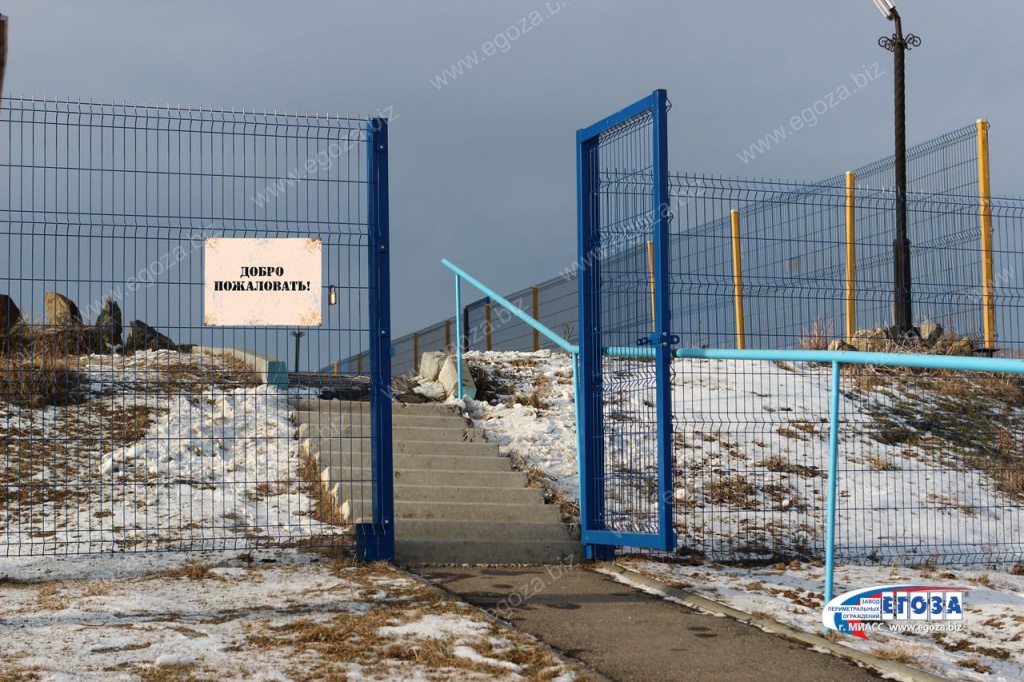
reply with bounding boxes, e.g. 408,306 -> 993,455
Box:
669,357 -> 1024,567
667,181 -> 1024,566
581,109 -> 665,536
667,178 -> 1023,352
0,98 -> 381,555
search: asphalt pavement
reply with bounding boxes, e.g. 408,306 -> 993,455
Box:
418,564 -> 887,682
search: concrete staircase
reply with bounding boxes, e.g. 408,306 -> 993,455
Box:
289,399 -> 580,565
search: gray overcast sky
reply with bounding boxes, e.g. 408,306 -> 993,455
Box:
4,0 -> 1023,336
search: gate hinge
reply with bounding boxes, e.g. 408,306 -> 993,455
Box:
661,333 -> 680,348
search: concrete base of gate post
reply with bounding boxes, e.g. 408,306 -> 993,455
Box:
418,351 -> 447,381
438,355 -> 476,400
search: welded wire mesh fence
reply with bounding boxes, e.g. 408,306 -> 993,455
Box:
352,122 -> 1016,383
670,181 -> 1024,353
671,357 -> 1024,567
0,98 -> 388,556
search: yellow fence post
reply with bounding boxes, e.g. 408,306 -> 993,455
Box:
647,240 -> 656,330
532,286 -> 540,351
485,304 -> 493,351
333,362 -> 338,376
978,119 -> 996,350
445,319 -> 451,353
731,210 -> 746,350
846,171 -> 857,343
413,332 -> 419,373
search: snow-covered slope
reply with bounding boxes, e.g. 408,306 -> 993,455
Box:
1,350 -> 334,554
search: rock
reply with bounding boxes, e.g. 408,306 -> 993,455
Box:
934,335 -> 974,356
45,291 -> 83,326
0,294 -> 22,331
949,337 -> 974,356
419,351 -> 448,382
919,322 -> 944,344
125,320 -> 178,353
94,299 -> 123,348
850,327 -> 894,353
828,339 -> 856,352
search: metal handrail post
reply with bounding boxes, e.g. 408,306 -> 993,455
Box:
455,273 -> 463,401
824,361 -> 842,609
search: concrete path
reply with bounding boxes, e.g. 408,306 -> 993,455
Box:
418,565 -> 884,682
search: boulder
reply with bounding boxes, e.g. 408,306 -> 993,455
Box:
419,351 -> 448,381
850,327 -> 894,353
919,322 -> 944,344
934,335 -> 974,357
94,299 -> 123,348
45,291 -> 83,326
828,339 -> 856,352
0,294 -> 21,331
125,320 -> 178,353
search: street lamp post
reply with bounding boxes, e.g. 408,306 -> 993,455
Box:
874,0 -> 921,335
291,329 -> 305,374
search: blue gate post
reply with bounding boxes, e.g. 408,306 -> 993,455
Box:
650,90 -> 677,553
576,120 -> 611,561
357,117 -> 395,562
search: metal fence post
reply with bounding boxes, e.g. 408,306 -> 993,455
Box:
730,210 -> 746,350
413,332 -> 419,373
978,119 -> 996,351
846,171 -> 857,343
485,303 -> 492,351
359,116 -> 394,563
532,286 -> 540,351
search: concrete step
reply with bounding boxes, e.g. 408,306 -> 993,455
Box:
321,453 -> 511,473
296,422 -> 483,443
289,399 -> 463,418
395,501 -> 561,524
305,438 -> 500,458
296,421 -> 487,444
396,485 -> 545,505
321,455 -> 513,484
396,440 -> 500,457
393,426 -> 485,442
292,405 -> 471,428
395,519 -> 575,542
396,539 -> 581,565
393,469 -> 528,488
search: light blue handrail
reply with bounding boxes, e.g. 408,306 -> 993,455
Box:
442,259 -> 583,500
442,259 -> 580,356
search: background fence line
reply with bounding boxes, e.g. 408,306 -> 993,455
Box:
335,120 -> 1020,379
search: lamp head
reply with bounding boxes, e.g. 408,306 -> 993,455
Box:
873,0 -> 897,19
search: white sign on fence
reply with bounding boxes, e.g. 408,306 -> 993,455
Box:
204,238 -> 322,326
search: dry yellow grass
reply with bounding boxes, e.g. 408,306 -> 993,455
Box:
298,442 -> 344,527
798,318 -> 833,352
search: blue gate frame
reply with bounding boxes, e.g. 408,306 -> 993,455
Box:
576,90 -> 675,558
